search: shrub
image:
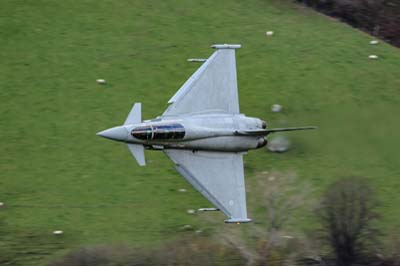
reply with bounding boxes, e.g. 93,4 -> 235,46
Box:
317,177 -> 380,266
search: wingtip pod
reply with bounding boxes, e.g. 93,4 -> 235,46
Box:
224,218 -> 252,223
211,44 -> 241,49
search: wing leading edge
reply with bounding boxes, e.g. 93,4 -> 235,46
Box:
164,149 -> 251,223
163,44 -> 241,116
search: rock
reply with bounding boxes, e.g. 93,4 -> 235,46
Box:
178,188 -> 187,192
271,104 -> 283,113
267,135 -> 291,153
53,230 -> 63,235
265,31 -> 274,36
370,40 -> 379,45
368,55 -> 378,59
96,79 -> 106,84
0,202 -> 4,207
187,209 -> 195,214
182,224 -> 193,231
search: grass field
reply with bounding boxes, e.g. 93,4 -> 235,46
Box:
1,0 -> 400,265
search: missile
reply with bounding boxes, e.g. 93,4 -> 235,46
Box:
198,208 -> 220,212
187,58 -> 207,62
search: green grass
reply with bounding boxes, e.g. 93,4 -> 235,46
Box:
1,0 -> 400,264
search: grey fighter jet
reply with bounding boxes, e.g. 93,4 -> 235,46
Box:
97,44 -> 316,223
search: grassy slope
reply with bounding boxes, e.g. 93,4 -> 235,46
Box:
0,0 -> 399,264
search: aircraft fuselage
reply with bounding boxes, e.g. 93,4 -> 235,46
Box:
97,113 -> 267,152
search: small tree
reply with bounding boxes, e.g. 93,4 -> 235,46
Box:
318,177 -> 379,266
217,171 -> 314,266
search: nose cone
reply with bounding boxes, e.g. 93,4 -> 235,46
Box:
96,126 -> 128,142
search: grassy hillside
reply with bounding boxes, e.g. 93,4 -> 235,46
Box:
1,0 -> 399,265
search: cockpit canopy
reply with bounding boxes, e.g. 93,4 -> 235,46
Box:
131,123 -> 185,140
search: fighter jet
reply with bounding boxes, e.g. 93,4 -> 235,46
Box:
97,44 -> 316,223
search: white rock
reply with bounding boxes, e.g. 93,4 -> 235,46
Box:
0,202 -> 4,207
187,209 -> 195,214
178,188 -> 187,192
271,104 -> 283,113
266,31 -> 274,36
370,40 -> 379,45
96,79 -> 106,84
53,230 -> 63,235
195,229 -> 203,234
368,55 -> 378,59
267,135 -> 291,153
182,224 -> 192,230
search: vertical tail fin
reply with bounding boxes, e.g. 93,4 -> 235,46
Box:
124,103 -> 141,125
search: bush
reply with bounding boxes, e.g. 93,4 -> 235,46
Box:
50,235 -> 244,266
317,177 -> 380,266
297,0 -> 400,47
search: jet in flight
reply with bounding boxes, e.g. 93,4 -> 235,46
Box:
97,44 -> 316,223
